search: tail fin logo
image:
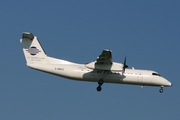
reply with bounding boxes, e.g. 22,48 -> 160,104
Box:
26,46 -> 41,55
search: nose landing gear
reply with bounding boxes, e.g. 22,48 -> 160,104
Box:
159,86 -> 164,93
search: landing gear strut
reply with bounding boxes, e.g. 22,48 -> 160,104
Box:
159,86 -> 164,93
97,79 -> 104,91
96,70 -> 109,92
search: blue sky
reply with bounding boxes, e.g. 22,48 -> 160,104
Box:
0,0 -> 180,119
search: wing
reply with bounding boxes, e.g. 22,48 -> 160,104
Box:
85,49 -> 123,71
96,49 -> 112,64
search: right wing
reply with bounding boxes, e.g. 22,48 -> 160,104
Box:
96,49 -> 112,64
85,49 -> 124,71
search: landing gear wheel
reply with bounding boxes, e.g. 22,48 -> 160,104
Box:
98,79 -> 104,85
159,88 -> 163,93
97,86 -> 102,92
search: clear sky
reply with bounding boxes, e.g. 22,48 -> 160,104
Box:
0,0 -> 179,120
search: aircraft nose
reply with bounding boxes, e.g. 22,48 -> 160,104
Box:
164,78 -> 172,87
167,81 -> 172,86
169,82 -> 172,86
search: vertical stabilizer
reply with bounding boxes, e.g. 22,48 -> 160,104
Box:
20,32 -> 49,65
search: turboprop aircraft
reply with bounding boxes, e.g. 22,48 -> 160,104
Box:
20,32 -> 172,93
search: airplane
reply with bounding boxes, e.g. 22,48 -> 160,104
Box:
20,32 -> 172,93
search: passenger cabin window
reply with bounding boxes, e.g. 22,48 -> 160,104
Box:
152,73 -> 161,76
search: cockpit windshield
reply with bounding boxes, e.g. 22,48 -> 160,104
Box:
152,73 -> 161,76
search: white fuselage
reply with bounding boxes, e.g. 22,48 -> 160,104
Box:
27,61 -> 171,87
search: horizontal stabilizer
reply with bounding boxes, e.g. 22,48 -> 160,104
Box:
22,32 -> 34,40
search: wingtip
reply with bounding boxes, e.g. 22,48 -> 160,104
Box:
103,49 -> 112,52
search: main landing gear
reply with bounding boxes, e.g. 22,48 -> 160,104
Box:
159,86 -> 164,93
97,79 -> 104,91
96,70 -> 109,92
96,57 -> 128,92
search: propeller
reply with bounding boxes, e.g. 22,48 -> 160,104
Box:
122,57 -> 128,74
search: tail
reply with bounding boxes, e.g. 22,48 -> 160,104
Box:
20,32 -> 49,65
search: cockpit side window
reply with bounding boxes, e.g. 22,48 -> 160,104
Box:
152,73 -> 161,76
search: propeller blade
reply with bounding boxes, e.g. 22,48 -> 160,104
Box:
123,57 -> 128,73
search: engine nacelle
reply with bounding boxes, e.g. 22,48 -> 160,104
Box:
85,61 -> 124,71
